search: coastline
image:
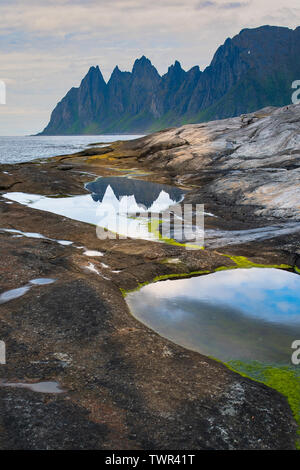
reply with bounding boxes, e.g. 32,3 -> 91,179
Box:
0,108 -> 299,449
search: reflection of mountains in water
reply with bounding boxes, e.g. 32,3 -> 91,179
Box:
86,177 -> 185,209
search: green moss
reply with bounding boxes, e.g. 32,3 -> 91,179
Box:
227,360 -> 300,449
120,288 -> 127,298
214,265 -> 236,272
122,254 -> 295,298
221,254 -> 292,270
153,270 -> 210,282
121,269 -> 211,297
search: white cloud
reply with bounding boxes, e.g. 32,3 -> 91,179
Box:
0,0 -> 299,134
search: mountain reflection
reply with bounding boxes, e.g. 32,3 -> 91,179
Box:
2,178 -> 186,242
86,177 -> 185,210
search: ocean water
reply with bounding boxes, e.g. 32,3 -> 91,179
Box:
0,135 -> 142,164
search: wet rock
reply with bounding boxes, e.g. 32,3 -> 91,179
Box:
0,118 -> 299,449
109,104 -> 300,221
57,165 -> 74,171
0,172 -> 18,190
0,198 -> 297,449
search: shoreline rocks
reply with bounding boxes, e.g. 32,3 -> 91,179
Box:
0,105 -> 299,449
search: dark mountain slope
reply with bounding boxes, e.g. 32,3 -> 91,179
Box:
39,25 -> 300,135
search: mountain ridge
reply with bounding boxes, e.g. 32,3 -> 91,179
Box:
39,25 -> 300,135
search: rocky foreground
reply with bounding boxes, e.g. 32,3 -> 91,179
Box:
0,104 -> 299,449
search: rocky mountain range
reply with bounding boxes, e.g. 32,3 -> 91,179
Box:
39,25 -> 300,135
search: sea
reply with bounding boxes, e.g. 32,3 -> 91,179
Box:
0,135 -> 143,165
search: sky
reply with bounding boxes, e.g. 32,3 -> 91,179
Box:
0,0 -> 299,136
139,268 -> 300,323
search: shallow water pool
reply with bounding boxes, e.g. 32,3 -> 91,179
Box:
4,177 -> 193,244
126,268 -> 300,364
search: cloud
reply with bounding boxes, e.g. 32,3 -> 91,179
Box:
142,268 -> 300,324
196,1 -> 250,9
0,0 -> 299,134
222,2 -> 250,8
195,1 -> 217,8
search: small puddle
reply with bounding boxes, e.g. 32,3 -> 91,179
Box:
0,286 -> 31,304
0,380 -> 64,394
0,228 -> 73,246
29,278 -> 57,286
126,268 -> 300,364
0,278 -> 56,305
4,179 -> 300,247
3,177 -> 194,244
83,250 -> 104,257
85,262 -> 110,280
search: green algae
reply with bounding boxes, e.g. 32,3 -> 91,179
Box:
121,269 -> 211,297
227,360 -> 300,448
152,270 -> 210,282
121,253 -> 295,298
212,254 -> 292,274
218,254 -> 292,271
209,353 -> 300,447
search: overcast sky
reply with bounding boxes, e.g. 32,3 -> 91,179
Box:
0,0 -> 299,136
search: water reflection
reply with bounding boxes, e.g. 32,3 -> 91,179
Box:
86,177 -> 184,209
0,278 -> 56,305
4,177 -> 187,242
126,268 -> 300,364
0,380 -> 64,394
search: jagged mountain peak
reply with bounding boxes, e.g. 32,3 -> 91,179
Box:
167,60 -> 184,74
39,25 -> 300,135
89,65 -> 100,71
112,65 -> 121,74
133,55 -> 152,66
85,65 -> 102,77
109,65 -> 126,81
187,65 -> 201,74
132,56 -> 160,76
80,65 -> 106,87
172,60 -> 183,69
